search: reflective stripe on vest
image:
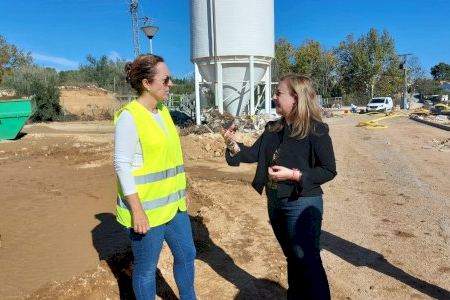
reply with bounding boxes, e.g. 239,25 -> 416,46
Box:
117,188 -> 186,210
134,165 -> 185,185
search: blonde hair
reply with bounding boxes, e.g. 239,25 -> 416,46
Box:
269,74 -> 323,139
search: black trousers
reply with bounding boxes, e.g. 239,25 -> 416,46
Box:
267,190 -> 331,300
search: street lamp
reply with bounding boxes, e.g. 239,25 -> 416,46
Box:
141,25 -> 159,54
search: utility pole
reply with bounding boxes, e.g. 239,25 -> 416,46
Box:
398,53 -> 412,109
130,0 -> 140,57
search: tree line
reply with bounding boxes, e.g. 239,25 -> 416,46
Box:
1,29 -> 449,121
274,28 -> 449,105
0,34 -> 194,121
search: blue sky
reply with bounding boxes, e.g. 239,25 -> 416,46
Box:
1,0 -> 449,78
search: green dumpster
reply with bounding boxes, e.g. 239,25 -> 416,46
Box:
0,98 -> 33,140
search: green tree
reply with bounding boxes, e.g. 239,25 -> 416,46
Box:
80,54 -> 114,87
430,62 -> 450,80
171,77 -> 194,94
375,65 -> 403,104
406,56 -> 426,94
335,29 -> 400,103
415,78 -> 445,97
2,65 -> 62,121
293,40 -> 321,76
59,69 -> 87,86
274,38 -> 295,78
30,73 -> 62,121
0,34 -> 32,83
78,54 -> 129,92
293,40 -> 337,97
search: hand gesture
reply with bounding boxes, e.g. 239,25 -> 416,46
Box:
220,123 -> 237,146
268,165 -> 301,182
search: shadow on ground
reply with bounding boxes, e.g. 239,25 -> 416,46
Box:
321,231 -> 450,299
92,213 -> 286,299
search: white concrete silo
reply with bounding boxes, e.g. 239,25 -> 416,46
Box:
191,0 -> 274,123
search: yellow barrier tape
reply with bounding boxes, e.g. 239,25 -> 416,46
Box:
356,112 -> 409,129
412,108 -> 431,115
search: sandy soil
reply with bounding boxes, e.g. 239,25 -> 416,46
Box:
59,87 -> 122,119
0,89 -> 449,299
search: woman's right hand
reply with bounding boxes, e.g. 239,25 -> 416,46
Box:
220,124 -> 241,156
220,124 -> 237,146
132,208 -> 150,234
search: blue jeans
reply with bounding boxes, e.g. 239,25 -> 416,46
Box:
129,211 -> 196,300
266,189 -> 330,300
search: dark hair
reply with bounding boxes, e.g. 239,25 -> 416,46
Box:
125,54 -> 164,95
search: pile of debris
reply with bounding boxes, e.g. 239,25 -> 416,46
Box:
0,89 -> 15,98
411,114 -> 450,125
178,106 -> 338,136
181,131 -> 259,160
179,109 -> 278,135
59,85 -> 109,96
424,138 -> 450,152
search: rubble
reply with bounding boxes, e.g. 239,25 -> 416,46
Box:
0,89 -> 15,98
425,138 -> 450,152
59,85 -> 109,94
179,109 -> 277,136
178,106 -> 338,136
412,114 -> 450,123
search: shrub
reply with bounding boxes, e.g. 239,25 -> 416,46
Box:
29,75 -> 62,121
2,65 -> 62,121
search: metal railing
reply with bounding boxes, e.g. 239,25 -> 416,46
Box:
167,93 -> 196,119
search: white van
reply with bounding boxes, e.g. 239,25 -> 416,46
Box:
366,97 -> 394,113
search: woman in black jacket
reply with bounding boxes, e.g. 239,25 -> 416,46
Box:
222,74 -> 336,300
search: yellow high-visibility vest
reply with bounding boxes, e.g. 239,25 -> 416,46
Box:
114,100 -> 187,228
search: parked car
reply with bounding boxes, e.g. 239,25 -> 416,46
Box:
430,103 -> 450,115
366,97 -> 394,113
423,100 -> 434,108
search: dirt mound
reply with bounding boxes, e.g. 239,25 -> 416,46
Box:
59,86 -> 121,120
181,132 -> 258,160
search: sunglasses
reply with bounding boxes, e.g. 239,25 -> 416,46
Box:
272,89 -> 287,97
273,89 -> 297,98
162,75 -> 173,86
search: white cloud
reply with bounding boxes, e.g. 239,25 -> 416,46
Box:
108,51 -> 133,62
108,51 -> 122,61
32,53 -> 79,70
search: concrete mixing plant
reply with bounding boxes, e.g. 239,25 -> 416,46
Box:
191,0 -> 274,124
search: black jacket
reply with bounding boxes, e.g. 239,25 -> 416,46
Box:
225,121 -> 337,198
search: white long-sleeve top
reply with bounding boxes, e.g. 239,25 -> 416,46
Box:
114,110 -> 168,196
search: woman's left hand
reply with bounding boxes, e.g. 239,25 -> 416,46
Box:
268,165 -> 296,182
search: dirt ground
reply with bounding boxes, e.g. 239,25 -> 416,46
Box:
59,87 -> 121,120
0,89 -> 449,299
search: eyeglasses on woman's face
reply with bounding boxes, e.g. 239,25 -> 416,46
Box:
162,75 -> 173,86
272,89 -> 289,97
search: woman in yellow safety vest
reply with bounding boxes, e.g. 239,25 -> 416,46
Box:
114,54 -> 196,300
